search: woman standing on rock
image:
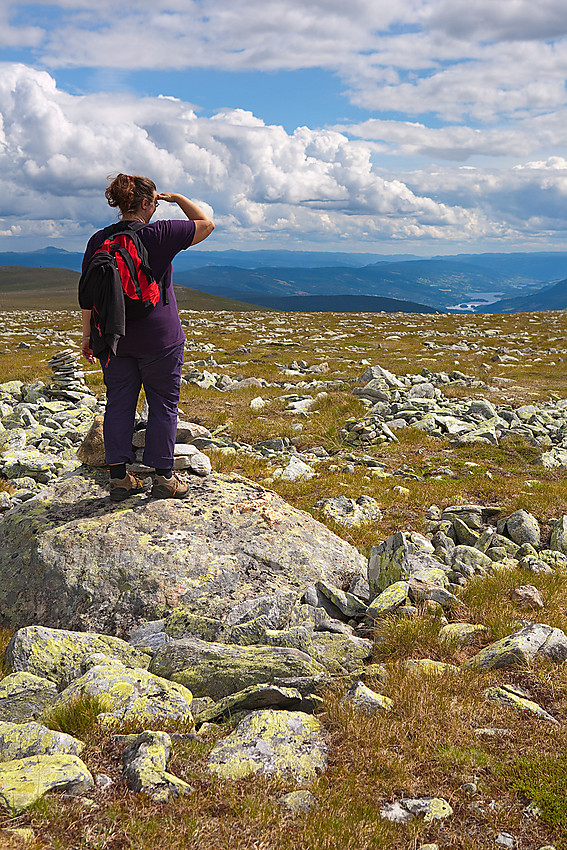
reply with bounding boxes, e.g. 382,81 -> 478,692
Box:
80,173 -> 214,501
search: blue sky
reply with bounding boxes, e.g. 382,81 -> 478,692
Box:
2,0 -> 567,255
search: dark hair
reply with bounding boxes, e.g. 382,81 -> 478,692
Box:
105,173 -> 156,215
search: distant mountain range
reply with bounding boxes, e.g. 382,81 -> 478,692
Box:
0,247 -> 565,312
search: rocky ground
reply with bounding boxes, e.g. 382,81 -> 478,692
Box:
0,307 -> 566,849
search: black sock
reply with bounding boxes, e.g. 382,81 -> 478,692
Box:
155,467 -> 173,478
109,463 -> 127,479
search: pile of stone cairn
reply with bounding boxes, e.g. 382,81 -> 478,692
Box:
46,349 -> 95,403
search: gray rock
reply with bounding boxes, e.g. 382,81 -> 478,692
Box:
5,626 -> 150,688
207,709 -> 327,782
0,470 -> 365,634
368,532 -> 410,597
466,623 -> 567,671
0,721 -> 84,762
0,673 -> 58,723
149,638 -> 326,700
0,754 -> 94,813
122,731 -> 192,801
194,684 -> 303,724
505,510 -> 540,547
550,516 -> 567,554
341,681 -> 393,713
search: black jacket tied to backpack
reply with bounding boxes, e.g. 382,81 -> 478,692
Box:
78,221 -> 165,361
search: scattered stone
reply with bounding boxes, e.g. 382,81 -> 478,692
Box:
509,585 -> 544,609
505,510 -> 540,547
465,623 -> 567,671
495,832 -> 516,847
439,623 -> 488,646
76,414 -> 105,467
277,789 -> 318,813
341,681 -> 393,713
122,731 -> 192,802
485,684 -> 557,723
380,797 -> 453,823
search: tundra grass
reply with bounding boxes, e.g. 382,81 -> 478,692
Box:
1,306 -> 567,847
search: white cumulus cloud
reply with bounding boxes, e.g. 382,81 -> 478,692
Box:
0,63 -> 480,250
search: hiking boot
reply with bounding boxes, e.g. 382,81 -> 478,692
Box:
109,472 -> 145,502
151,472 -> 189,500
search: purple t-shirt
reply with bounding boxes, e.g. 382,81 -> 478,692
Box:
82,218 -> 195,357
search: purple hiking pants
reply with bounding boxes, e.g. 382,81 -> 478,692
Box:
100,342 -> 184,469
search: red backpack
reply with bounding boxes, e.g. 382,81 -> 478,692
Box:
79,221 -> 166,359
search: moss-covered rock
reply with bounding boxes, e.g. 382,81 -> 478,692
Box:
380,797 -> 453,823
0,754 -> 93,813
314,581 -> 367,618
207,709 -> 327,782
465,623 -> 567,671
149,638 -> 326,700
0,470 -> 365,635
310,632 -> 372,674
0,721 -> 83,761
164,610 -> 223,641
5,626 -> 150,688
0,672 -> 58,723
368,532 -> 410,597
341,681 -> 393,713
365,581 -> 409,620
51,659 -> 194,727
122,731 -> 192,802
404,659 -> 460,675
550,516 -> 567,555
439,623 -> 488,646
485,685 -> 557,723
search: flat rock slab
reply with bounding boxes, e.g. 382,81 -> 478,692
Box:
150,638 -> 325,700
207,709 -> 327,782
0,469 -> 365,636
0,754 -> 93,813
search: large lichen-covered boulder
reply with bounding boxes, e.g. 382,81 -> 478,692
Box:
5,626 -> 150,688
0,469 -> 366,635
207,709 -> 327,782
149,638 -> 326,700
52,658 -> 194,727
0,673 -> 58,723
0,754 -> 93,814
0,721 -> 83,762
